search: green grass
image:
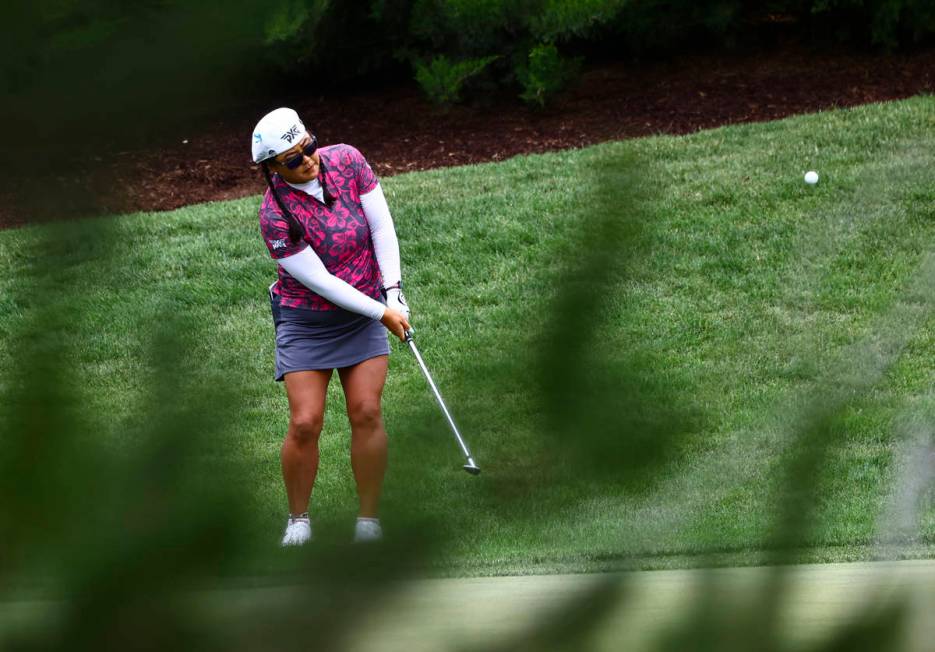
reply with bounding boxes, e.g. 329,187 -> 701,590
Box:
1,96 -> 934,577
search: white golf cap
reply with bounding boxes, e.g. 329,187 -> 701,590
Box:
251,107 -> 309,164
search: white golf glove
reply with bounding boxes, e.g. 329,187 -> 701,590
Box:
386,288 -> 410,320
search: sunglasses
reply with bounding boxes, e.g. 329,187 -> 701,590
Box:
279,135 -> 319,170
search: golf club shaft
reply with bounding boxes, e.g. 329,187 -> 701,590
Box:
406,336 -> 476,464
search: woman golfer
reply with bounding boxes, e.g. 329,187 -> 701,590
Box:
252,107 -> 411,545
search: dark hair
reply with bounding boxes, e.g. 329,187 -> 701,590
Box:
261,157 -> 337,245
261,161 -> 304,244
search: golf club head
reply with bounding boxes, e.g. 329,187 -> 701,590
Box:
463,460 -> 481,476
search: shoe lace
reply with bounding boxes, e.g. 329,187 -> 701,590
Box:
288,512 -> 310,526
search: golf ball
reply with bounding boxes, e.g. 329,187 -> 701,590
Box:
804,171 -> 819,185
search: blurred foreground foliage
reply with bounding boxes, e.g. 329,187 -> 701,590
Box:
2,112 -> 933,651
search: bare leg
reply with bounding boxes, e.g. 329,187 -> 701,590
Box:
282,369 -> 332,516
338,355 -> 389,519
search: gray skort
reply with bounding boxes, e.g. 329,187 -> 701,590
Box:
270,290 -> 390,381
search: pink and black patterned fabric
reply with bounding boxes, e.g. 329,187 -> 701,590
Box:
260,144 -> 381,311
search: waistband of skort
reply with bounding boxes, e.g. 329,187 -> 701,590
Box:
270,288 -> 383,327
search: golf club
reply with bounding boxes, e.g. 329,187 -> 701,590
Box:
404,329 -> 480,475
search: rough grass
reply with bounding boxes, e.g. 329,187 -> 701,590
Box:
1,95 -> 933,576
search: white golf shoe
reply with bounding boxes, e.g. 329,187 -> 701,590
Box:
281,515 -> 312,547
353,518 -> 383,543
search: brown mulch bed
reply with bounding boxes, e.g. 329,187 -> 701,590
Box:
5,44 -> 934,227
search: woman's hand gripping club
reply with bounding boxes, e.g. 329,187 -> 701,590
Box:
380,308 -> 411,342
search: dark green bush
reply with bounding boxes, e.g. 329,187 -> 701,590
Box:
413,54 -> 500,104
258,0 -> 332,73
811,0 -> 935,48
261,0 -> 409,83
527,0 -> 630,42
606,0 -> 747,54
393,0 -> 935,105
517,43 -> 582,108
396,0 -> 630,106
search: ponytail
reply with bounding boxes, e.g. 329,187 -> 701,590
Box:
261,162 -> 303,244
318,159 -> 337,206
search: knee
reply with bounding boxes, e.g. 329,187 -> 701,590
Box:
289,413 -> 323,445
348,400 -> 382,432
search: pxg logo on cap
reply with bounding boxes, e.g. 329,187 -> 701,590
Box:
281,125 -> 301,144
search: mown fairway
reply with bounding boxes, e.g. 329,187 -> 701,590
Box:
1,96 -> 933,576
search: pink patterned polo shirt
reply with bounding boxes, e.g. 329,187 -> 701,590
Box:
259,144 -> 382,311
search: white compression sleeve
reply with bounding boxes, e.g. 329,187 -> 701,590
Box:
360,183 -> 401,287
277,247 -> 386,321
